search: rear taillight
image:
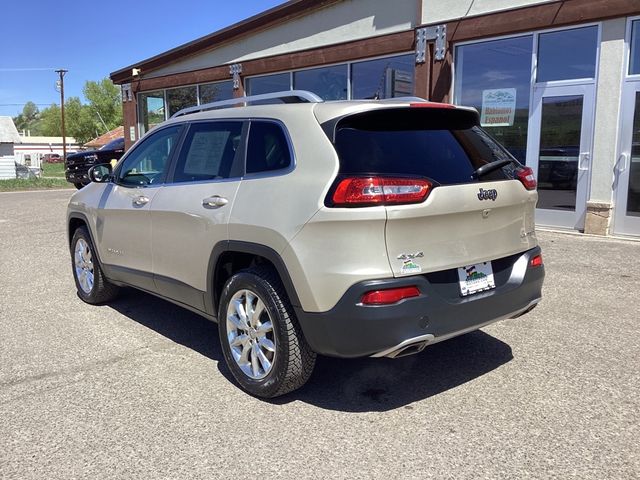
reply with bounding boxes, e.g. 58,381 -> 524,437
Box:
517,166 -> 537,190
361,286 -> 420,305
331,177 -> 432,207
530,254 -> 543,268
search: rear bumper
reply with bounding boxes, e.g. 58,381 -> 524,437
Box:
295,246 -> 544,358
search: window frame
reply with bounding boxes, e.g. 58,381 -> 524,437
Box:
113,123 -> 186,188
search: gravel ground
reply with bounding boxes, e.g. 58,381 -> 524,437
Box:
0,189 -> 638,479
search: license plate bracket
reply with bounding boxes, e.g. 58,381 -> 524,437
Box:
457,262 -> 496,297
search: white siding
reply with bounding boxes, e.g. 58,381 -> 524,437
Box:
0,149 -> 16,180
146,0 -> 418,78
421,0 -> 555,25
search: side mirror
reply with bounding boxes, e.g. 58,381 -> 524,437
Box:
88,163 -> 113,183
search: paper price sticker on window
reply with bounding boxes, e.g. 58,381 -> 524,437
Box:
480,88 -> 516,127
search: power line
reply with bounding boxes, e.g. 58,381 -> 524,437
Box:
0,103 -> 54,106
0,68 -> 57,72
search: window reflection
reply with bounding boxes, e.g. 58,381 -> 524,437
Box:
199,81 -> 234,104
166,86 -> 197,117
247,73 -> 291,95
631,21 -> 640,76
138,91 -> 166,135
294,65 -> 348,100
454,36 -> 533,163
351,55 -> 414,99
536,95 -> 583,212
628,92 -> 640,216
537,26 -> 598,82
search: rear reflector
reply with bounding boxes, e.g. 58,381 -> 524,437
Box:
361,286 -> 420,305
517,166 -> 537,190
530,254 -> 543,268
332,177 -> 432,207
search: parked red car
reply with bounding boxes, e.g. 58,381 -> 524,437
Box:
42,153 -> 63,163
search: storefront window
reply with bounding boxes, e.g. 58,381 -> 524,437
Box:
166,86 -> 197,117
351,54 -> 414,99
247,73 -> 291,95
199,81 -> 234,104
631,20 -> 640,75
138,90 -> 166,135
294,65 -> 348,100
537,26 -> 598,82
454,36 -> 533,162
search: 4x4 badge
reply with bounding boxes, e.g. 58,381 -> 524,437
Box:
477,188 -> 498,201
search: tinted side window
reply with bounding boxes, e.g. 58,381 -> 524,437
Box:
116,125 -> 182,187
246,122 -> 292,174
173,122 -> 243,183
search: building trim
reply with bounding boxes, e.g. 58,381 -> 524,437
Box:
126,30 -> 415,93
111,0 -> 345,83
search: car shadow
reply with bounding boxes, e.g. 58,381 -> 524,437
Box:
108,289 -> 513,413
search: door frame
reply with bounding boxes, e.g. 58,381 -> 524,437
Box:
526,83 -> 596,230
612,16 -> 640,236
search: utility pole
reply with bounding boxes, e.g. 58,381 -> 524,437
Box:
55,69 -> 67,160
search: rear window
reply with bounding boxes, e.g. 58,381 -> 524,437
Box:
334,108 -> 517,185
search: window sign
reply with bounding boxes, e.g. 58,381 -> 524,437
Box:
454,36 -> 533,162
480,88 -> 517,127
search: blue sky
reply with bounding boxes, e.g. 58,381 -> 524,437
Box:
0,0 -> 286,117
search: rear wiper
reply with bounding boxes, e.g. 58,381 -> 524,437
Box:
472,158 -> 513,179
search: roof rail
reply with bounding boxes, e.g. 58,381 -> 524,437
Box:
171,90 -> 323,118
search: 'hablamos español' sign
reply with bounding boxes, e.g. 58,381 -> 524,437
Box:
480,88 -> 516,127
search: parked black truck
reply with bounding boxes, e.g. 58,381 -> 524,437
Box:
65,137 -> 125,189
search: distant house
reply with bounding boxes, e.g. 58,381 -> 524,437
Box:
0,116 -> 21,179
84,126 -> 124,149
15,134 -> 79,168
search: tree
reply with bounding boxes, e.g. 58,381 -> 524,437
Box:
83,78 -> 122,131
38,104 -> 62,136
14,77 -> 123,143
13,101 -> 41,134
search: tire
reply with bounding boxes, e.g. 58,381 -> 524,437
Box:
74,183 -> 84,190
218,266 -> 316,398
70,226 -> 120,304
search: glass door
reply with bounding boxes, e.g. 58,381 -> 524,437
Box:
527,84 -> 595,230
613,82 -> 640,235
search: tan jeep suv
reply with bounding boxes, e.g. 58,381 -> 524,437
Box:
67,91 -> 544,398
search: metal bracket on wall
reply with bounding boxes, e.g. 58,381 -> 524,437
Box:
415,25 -> 447,63
121,83 -> 133,102
230,63 -> 243,90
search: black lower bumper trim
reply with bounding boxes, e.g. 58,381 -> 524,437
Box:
295,247 -> 544,358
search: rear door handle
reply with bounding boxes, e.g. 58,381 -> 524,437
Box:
133,195 -> 150,206
202,195 -> 229,209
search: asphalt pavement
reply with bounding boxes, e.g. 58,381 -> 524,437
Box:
0,189 -> 638,479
